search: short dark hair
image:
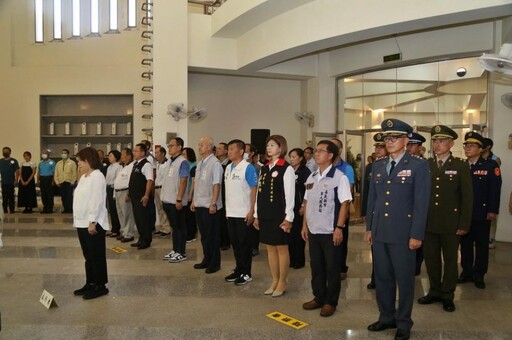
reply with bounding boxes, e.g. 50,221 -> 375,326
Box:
3,147 -> 11,153
135,143 -> 147,153
317,140 -> 339,162
61,149 -> 70,154
183,147 -> 197,162
76,147 -> 101,169
484,138 -> 494,149
219,142 -> 228,149
228,139 -> 245,151
141,139 -> 151,148
289,148 -> 306,167
172,137 -> 184,149
23,151 -> 32,158
108,150 -> 121,161
156,146 -> 166,156
304,147 -> 314,153
266,135 -> 288,158
122,148 -> 133,157
245,143 -> 257,154
331,138 -> 343,149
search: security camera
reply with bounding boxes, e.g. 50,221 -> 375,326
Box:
456,67 -> 467,77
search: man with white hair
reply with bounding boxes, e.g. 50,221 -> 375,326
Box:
191,136 -> 224,273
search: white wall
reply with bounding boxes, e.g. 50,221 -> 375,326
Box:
188,73 -> 304,151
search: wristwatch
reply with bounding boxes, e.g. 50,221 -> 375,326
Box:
336,225 -> 344,229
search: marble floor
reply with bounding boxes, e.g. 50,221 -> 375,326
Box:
1,211 -> 512,340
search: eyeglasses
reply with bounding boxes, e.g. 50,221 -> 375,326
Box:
383,136 -> 405,143
314,149 -> 329,154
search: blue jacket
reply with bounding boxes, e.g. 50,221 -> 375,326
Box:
366,152 -> 431,244
470,157 -> 501,221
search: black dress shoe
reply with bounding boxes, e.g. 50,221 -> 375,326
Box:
474,277 -> 486,289
205,266 -> 220,274
130,242 -> 142,247
367,321 -> 397,332
194,263 -> 208,269
417,294 -> 440,305
395,328 -> 410,340
121,237 -> 135,243
73,284 -> 94,296
457,274 -> 473,283
442,299 -> 455,312
83,285 -> 109,300
137,243 -> 150,250
367,281 -> 376,289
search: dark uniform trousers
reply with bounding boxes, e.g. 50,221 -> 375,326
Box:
60,181 -> 74,212
106,186 -> 121,234
227,217 -> 253,276
163,202 -> 187,255
2,184 -> 15,213
39,176 -> 54,212
196,207 -> 221,270
424,232 -> 460,299
131,197 -> 155,246
309,232 -> 342,306
77,224 -> 108,285
289,208 -> 306,268
340,216 -> 349,273
460,219 -> 491,278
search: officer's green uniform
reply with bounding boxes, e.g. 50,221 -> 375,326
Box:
423,125 -> 473,304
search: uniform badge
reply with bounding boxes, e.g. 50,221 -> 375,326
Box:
376,133 -> 383,141
494,167 -> 501,176
271,171 -> 278,178
445,170 -> 457,175
322,183 -> 329,189
10,160 -> 15,164
49,161 -> 54,165
387,120 -> 393,128
434,125 -> 441,133
397,170 -> 411,176
306,183 -> 314,190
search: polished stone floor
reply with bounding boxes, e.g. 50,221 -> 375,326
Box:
1,211 -> 512,339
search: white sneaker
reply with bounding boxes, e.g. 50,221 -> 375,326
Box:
169,253 -> 187,263
162,251 -> 175,260
489,239 -> 496,249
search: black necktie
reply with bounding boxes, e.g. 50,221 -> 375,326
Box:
438,160 -> 443,169
389,160 -> 396,175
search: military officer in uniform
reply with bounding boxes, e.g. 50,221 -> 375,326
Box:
417,125 -> 472,312
458,132 -> 502,289
366,119 -> 430,340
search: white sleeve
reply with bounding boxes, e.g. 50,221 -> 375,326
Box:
283,166 -> 295,222
87,172 -> 107,223
142,163 -> 154,181
337,174 -> 353,203
212,162 -> 223,185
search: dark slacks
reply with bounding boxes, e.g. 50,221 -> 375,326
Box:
415,245 -> 424,275
106,187 -> 121,234
131,196 -> 154,246
309,232 -> 342,306
195,207 -> 221,270
460,219 -> 491,278
77,224 -> 108,285
2,184 -> 15,213
373,240 -> 416,331
289,211 -> 305,268
339,217 -> 349,273
227,217 -> 253,276
60,181 -> 74,212
163,202 -> 187,255
186,202 -> 197,241
424,231 -> 460,300
39,176 -> 54,212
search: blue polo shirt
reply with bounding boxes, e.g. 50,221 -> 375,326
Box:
334,159 -> 355,185
38,159 -> 56,176
0,158 -> 20,185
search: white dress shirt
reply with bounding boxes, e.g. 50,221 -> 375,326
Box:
73,169 -> 110,230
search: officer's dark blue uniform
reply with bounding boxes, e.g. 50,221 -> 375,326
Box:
459,132 -> 501,289
366,119 -> 430,336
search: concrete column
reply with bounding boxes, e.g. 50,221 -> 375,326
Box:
152,0 -> 188,147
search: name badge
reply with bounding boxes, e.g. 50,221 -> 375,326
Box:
445,170 -> 457,175
473,170 -> 488,176
306,183 -> 314,190
397,170 -> 411,177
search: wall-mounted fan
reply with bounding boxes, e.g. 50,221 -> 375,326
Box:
294,112 -> 314,128
478,43 -> 512,76
501,93 -> 512,109
167,103 -> 188,121
188,107 -> 208,121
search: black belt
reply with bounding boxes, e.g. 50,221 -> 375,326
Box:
115,188 -> 129,192
155,186 -> 162,189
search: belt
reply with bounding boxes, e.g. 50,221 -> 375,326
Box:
115,188 -> 129,192
155,186 -> 162,189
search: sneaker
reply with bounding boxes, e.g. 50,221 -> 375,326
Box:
169,253 -> 187,263
489,238 -> 496,249
162,251 -> 176,260
225,272 -> 239,282
186,238 -> 196,243
234,274 -> 253,286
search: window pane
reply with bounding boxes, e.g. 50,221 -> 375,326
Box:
128,0 -> 136,27
72,0 -> 80,36
53,0 -> 62,39
35,0 -> 44,42
109,0 -> 118,30
91,0 -> 99,34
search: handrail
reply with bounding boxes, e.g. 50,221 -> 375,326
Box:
141,2 -> 153,11
141,86 -> 153,92
141,16 -> 153,26
141,71 -> 153,79
141,99 -> 153,106
141,30 -> 153,39
141,58 -> 153,66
